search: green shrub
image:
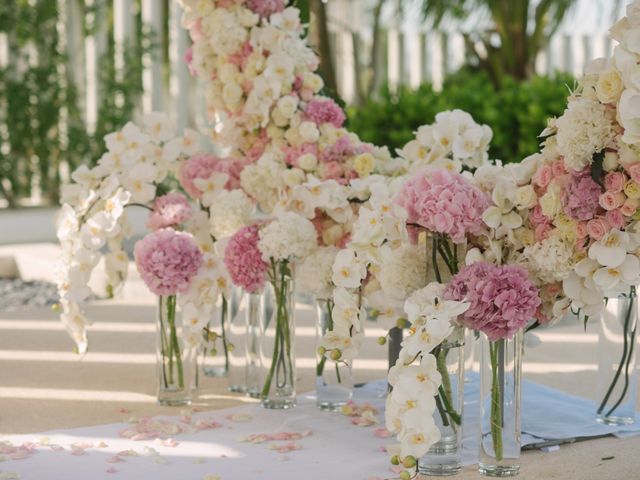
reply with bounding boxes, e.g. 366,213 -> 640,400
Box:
347,68 -> 574,164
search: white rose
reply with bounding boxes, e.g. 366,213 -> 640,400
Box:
277,95 -> 299,118
303,72 -> 324,92
298,153 -> 318,172
299,121 -> 320,143
283,168 -> 306,187
596,68 -> 624,104
219,63 -> 239,83
540,184 -> 562,219
619,89 -> 640,144
238,8 -> 259,27
515,185 -> 537,210
222,82 -> 243,108
322,224 -> 344,246
604,151 -> 620,171
272,108 -> 289,127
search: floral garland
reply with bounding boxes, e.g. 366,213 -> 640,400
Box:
179,0 -> 396,213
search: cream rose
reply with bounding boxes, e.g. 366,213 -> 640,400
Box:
596,68 -> 624,104
539,184 -> 562,219
354,152 -> 375,177
277,95 -> 299,118
299,121 -> 320,143
298,153 -> 318,172
222,82 -> 243,108
515,185 -> 538,210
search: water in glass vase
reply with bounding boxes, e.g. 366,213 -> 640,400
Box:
419,327 -> 464,476
315,299 -> 353,410
259,260 -> 296,409
156,295 -> 196,406
596,290 -> 638,425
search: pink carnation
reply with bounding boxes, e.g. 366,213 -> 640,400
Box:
561,168 -> 602,221
179,154 -> 247,198
444,262 -> 541,341
224,225 -> 269,293
395,168 -> 490,244
319,135 -> 357,164
244,0 -> 285,18
304,98 -> 346,128
134,229 -> 203,297
147,193 -> 193,230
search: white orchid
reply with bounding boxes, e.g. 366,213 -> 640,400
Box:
404,282 -> 469,324
332,249 -> 367,289
588,230 -> 634,267
194,172 -> 229,207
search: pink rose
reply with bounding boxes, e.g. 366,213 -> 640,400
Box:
625,162 -> 640,184
551,159 -> 567,177
533,165 -> 552,189
586,217 -> 610,240
529,204 -> 548,226
534,223 -> 553,242
604,172 -> 626,193
300,88 -> 314,101
605,209 -> 626,230
599,191 -> 626,211
621,198 -> 640,216
575,221 -> 588,238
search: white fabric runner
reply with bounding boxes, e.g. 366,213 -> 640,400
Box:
2,378 -> 640,480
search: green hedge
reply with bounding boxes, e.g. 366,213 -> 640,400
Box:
347,69 -> 575,164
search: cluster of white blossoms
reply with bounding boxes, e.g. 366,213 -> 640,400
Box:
554,97 -> 617,171
258,211 -> 318,262
386,283 -> 469,461
55,113 -> 200,352
399,109 -> 493,173
209,189 -> 255,239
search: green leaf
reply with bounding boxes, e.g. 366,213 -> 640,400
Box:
293,0 -> 310,25
591,149 -> 605,186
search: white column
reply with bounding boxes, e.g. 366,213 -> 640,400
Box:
142,0 -> 164,113
169,0 -> 190,131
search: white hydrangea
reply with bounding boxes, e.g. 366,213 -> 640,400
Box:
297,246 -> 338,299
240,154 -> 286,212
523,234 -> 574,284
209,189 -> 255,239
259,211 -> 318,261
377,244 -> 427,306
555,98 -> 616,171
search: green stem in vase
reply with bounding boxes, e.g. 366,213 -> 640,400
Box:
168,295 -> 184,389
436,347 -> 461,427
489,340 -> 504,461
158,296 -> 170,389
220,296 -> 230,372
316,299 -> 335,378
597,288 -> 635,415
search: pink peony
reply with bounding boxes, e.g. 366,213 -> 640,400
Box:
561,168 -> 602,221
134,229 -> 203,297
224,225 -> 269,293
444,262 -> 541,341
147,193 -> 192,230
396,168 -> 490,244
304,98 -> 346,128
179,153 -> 247,198
244,0 -> 285,18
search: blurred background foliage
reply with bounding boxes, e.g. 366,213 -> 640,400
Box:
347,68 -> 575,164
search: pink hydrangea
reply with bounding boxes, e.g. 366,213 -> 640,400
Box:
179,154 -> 247,198
319,135 -> 357,164
561,168 -> 603,221
444,262 -> 541,341
245,0 -> 285,18
304,98 -> 346,128
395,168 -> 490,244
147,193 -> 192,230
224,225 -> 269,293
134,229 -> 203,297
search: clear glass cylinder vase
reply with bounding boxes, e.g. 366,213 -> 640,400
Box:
316,298 -> 353,410
227,289 -> 263,395
420,327 -> 465,476
596,290 -> 638,425
259,260 -> 296,409
201,293 -> 232,378
478,330 -> 522,477
156,295 -> 196,406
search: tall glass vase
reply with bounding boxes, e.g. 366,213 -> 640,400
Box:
420,327 -> 465,476
316,298 -> 353,410
156,295 -> 196,406
227,289 -> 263,395
597,290 -> 638,425
201,293 -> 232,378
259,260 -> 296,409
478,330 -> 522,477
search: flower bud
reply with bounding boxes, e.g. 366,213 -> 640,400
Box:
330,349 -> 342,361
399,470 -> 412,480
377,336 -> 387,346
390,455 -> 400,465
396,318 -> 409,329
317,346 -> 326,356
402,456 -> 417,468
